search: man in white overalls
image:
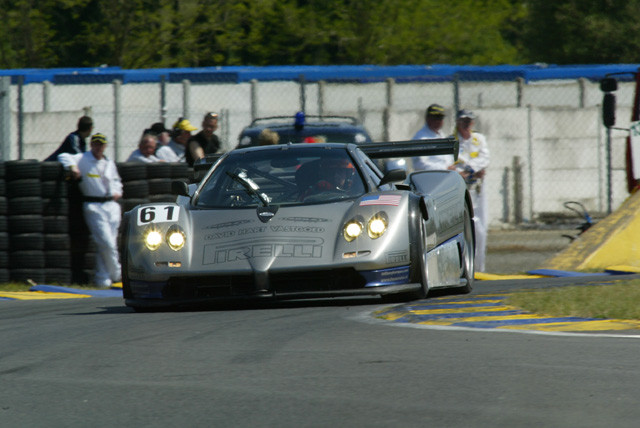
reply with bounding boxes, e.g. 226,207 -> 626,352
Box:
58,133 -> 123,287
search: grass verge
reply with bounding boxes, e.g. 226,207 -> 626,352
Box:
507,279 -> 640,320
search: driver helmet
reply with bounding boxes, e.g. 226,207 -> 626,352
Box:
319,158 -> 356,190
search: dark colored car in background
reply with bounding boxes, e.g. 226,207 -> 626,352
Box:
237,113 -> 373,148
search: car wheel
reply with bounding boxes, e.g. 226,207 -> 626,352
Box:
456,200 -> 475,294
415,217 -> 430,299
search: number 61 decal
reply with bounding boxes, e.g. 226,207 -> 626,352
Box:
137,205 -> 180,225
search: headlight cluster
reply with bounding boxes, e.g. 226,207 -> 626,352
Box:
144,226 -> 186,251
343,212 -> 388,242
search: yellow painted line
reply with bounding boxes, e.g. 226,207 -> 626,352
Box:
422,298 -> 505,305
375,292 -> 640,333
411,305 -> 519,315
476,272 -> 547,280
0,291 -> 92,300
416,314 -> 553,325
498,319 -> 640,332
375,312 -> 407,321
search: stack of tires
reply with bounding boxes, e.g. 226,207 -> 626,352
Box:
118,162 -> 192,212
0,162 -> 7,283
41,162 -> 73,285
118,162 -> 150,213
0,160 -> 193,286
4,160 -> 46,284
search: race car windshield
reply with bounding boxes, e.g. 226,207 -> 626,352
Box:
195,147 -> 366,208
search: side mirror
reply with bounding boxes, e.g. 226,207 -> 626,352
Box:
603,92 -> 616,128
171,180 -> 190,197
379,168 -> 406,186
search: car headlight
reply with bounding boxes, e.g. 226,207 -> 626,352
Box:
343,217 -> 364,242
166,225 -> 186,251
144,229 -> 163,251
367,212 -> 388,239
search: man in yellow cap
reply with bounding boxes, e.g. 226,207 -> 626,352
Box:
57,133 -> 123,288
166,118 -> 197,162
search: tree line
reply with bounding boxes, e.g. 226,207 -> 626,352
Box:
1,0 -> 639,69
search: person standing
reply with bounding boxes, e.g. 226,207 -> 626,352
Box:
411,103 -> 453,171
45,115 -> 93,161
57,133 -> 123,288
186,112 -> 221,166
452,109 -> 490,272
386,104 -> 449,172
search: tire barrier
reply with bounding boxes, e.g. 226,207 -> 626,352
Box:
0,160 -> 193,285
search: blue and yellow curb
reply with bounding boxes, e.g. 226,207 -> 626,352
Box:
0,283 -> 122,301
374,293 -> 640,332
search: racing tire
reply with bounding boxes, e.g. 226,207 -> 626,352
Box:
412,216 -> 430,300
117,162 -> 148,181
382,198 -> 428,303
40,162 -> 65,181
147,163 -> 172,179
455,200 -> 475,294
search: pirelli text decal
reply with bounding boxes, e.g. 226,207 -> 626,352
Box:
203,237 -> 324,264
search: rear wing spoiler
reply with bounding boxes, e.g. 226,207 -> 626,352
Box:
192,137 -> 459,181
358,137 -> 459,161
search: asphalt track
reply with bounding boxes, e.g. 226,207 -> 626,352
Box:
3,269 -> 640,335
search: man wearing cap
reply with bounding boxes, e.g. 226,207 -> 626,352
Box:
165,118 -> 197,162
411,103 -> 454,171
452,109 -> 490,272
57,133 -> 123,288
186,112 -> 221,166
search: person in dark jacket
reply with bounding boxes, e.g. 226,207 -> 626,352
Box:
45,115 -> 94,161
186,112 -> 221,166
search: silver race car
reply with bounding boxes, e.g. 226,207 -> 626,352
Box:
121,139 -> 475,310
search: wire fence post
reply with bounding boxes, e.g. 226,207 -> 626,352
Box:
17,75 -> 24,160
318,80 -> 325,117
250,79 -> 258,122
160,75 -> 167,124
513,156 -> 523,224
299,74 -> 306,113
182,79 -> 190,121
113,79 -> 122,161
43,80 -> 52,112
453,73 -> 460,113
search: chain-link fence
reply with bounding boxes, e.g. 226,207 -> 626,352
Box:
0,68 -> 635,255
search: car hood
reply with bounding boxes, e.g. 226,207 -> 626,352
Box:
180,196 -> 409,273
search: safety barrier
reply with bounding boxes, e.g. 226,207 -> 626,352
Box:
0,160 -> 192,285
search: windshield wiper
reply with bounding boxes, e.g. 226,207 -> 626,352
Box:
226,169 -> 270,207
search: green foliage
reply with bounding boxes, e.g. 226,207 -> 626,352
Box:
520,0 -> 640,64
0,0 -> 636,69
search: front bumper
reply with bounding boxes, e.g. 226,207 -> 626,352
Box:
124,265 -> 419,308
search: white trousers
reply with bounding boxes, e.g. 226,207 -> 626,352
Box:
83,201 -> 122,287
469,186 -> 487,272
